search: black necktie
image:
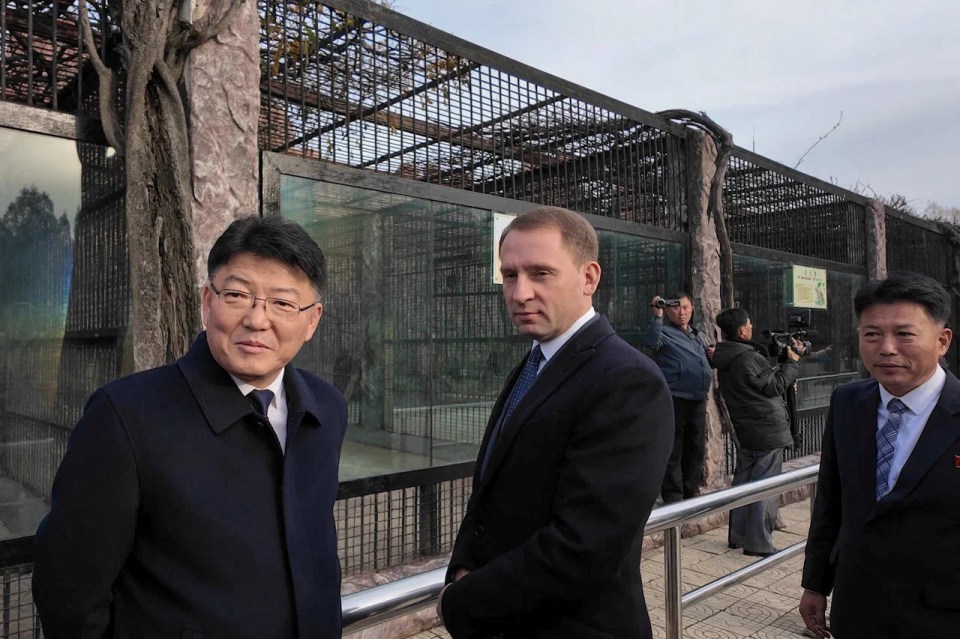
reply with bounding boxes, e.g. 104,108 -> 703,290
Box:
248,389 -> 274,418
480,345 -> 543,479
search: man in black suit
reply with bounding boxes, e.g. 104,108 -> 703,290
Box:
33,216 -> 347,639
438,206 -> 674,639
800,272 -> 960,638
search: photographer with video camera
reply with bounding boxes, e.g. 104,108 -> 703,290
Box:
713,307 -> 804,557
644,292 -> 714,503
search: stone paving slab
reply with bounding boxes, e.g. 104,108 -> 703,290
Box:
402,500 -> 816,639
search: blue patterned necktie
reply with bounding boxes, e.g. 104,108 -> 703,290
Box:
876,398 -> 907,500
248,389 -> 274,418
480,345 -> 543,478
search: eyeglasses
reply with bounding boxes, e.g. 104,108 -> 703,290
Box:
208,282 -> 317,317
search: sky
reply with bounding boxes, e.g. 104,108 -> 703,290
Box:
0,129 -> 82,233
395,0 -> 960,212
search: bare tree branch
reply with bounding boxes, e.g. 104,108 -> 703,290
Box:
794,111 -> 843,169
78,1 -> 126,154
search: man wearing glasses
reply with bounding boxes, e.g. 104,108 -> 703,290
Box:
34,216 -> 346,639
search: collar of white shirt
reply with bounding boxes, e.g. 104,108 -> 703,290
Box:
534,307 -> 597,372
231,369 -> 288,451
878,364 -> 945,416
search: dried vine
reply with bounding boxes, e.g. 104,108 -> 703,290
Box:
657,109 -> 736,308
79,0 -> 245,370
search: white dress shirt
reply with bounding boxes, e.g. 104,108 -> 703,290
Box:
877,365 -> 946,493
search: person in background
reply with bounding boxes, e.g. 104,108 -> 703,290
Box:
800,273 -> 960,638
439,206 -> 673,639
644,292 -> 714,502
713,307 -> 801,557
33,216 -> 346,639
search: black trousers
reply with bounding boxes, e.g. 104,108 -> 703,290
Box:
660,397 -> 706,503
728,447 -> 782,554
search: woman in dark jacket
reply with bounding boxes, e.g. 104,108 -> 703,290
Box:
713,307 -> 801,556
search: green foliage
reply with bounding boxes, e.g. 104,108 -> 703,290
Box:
1,185 -> 59,241
0,186 -> 72,338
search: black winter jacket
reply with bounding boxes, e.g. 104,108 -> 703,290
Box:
712,339 -> 798,451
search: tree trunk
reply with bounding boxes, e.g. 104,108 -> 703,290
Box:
81,0 -> 246,370
122,1 -> 200,369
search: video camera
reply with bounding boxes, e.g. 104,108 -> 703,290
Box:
762,310 -> 816,359
654,298 -> 681,308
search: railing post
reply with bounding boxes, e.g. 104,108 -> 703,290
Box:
664,525 -> 683,639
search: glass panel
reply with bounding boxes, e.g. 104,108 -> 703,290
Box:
725,254 -> 864,410
281,174 -> 683,480
0,127 -> 128,540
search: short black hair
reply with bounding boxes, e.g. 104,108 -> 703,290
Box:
668,291 -> 692,303
207,216 -> 326,294
716,307 -> 750,339
854,272 -> 951,325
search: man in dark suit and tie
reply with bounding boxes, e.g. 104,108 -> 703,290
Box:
438,206 -> 674,639
800,272 -> 960,638
33,216 -> 347,639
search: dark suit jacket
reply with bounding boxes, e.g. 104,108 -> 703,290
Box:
33,332 -> 347,639
803,373 -> 960,638
441,315 -> 674,639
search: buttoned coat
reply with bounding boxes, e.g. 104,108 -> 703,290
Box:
33,332 -> 347,639
441,316 -> 674,639
802,373 -> 960,638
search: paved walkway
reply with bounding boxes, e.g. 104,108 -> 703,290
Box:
410,500 -> 814,639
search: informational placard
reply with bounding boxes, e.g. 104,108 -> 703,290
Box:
785,265 -> 827,309
492,212 -> 516,284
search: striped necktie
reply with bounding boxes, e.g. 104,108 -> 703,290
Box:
876,398 -> 907,500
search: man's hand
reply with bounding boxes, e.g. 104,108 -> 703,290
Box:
785,338 -> 802,362
436,568 -> 470,626
650,295 -> 664,317
799,589 -> 829,638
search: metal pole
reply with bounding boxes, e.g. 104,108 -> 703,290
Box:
663,525 -> 683,639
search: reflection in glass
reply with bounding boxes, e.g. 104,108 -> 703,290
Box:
726,254 -> 864,409
281,175 -> 683,480
0,127 -> 127,540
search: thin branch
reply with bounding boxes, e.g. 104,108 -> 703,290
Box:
78,1 -> 126,154
794,111 -> 843,169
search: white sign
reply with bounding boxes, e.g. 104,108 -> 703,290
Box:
786,265 -> 827,309
492,212 -> 516,284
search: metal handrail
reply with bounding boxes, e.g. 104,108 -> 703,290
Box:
341,463 -> 821,636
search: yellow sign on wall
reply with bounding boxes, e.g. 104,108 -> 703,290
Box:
785,265 -> 827,309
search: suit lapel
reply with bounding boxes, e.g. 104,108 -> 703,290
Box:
472,358 -> 523,486
877,372 -> 960,512
851,383 -> 882,512
476,316 -> 611,491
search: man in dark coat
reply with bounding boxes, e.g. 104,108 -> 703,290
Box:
438,206 -> 673,639
713,307 -> 801,557
33,216 -> 347,639
800,273 -> 960,639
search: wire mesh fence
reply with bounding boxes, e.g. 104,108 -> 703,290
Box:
259,0 -> 688,229
725,149 -> 867,267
